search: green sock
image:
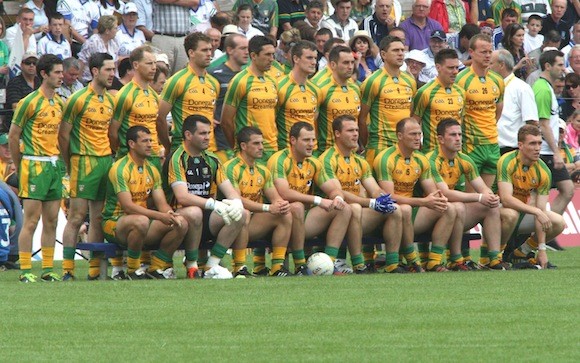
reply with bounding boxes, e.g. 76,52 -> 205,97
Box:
155,249 -> 173,263
351,253 -> 364,266
185,249 -> 199,262
385,252 -> 399,268
337,247 -> 348,259
324,246 -> 339,259
63,247 -> 75,260
211,244 -> 228,259
480,244 -> 489,259
461,248 -> 471,260
450,253 -> 463,263
417,243 -> 430,263
400,245 -> 418,263
292,250 -> 306,268
488,250 -> 500,265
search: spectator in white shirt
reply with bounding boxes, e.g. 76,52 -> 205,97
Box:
490,49 -> 539,154
189,0 -> 217,33
4,8 -> 37,55
524,14 -> 544,54
116,2 -> 147,57
321,0 -> 359,42
97,0 -> 126,17
57,0 -> 100,56
23,0 -> 49,41
235,4 -> 264,40
37,13 -> 72,60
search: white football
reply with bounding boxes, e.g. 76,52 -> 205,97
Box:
307,252 -> 334,276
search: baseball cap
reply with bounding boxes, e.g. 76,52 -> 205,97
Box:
222,24 -> 240,36
0,134 -> 7,145
123,2 -> 138,15
156,53 -> 169,66
22,51 -> 38,61
430,30 -> 446,41
404,49 -> 429,65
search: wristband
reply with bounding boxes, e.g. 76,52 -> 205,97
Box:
262,204 -> 270,212
478,194 -> 483,203
204,198 -> 215,210
313,196 -> 322,206
369,198 -> 376,209
538,243 -> 547,251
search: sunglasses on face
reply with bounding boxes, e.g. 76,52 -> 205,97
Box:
565,84 -> 579,90
23,60 -> 37,66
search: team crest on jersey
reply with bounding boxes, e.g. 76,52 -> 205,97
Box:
202,167 -> 209,175
458,96 -> 463,104
79,185 -> 85,192
146,177 -> 151,184
354,167 -> 359,175
532,178 -> 537,184
30,185 -> 36,192
257,176 -> 263,184
415,168 -> 420,174
492,86 -> 498,93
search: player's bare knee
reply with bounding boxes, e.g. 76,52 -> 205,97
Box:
552,213 -> 566,234
180,206 -> 203,226
340,203 -> 353,219
232,209 -> 249,228
280,211 -> 292,226
558,181 -> 575,202
453,202 -> 465,216
500,208 -> 519,226
66,209 -> 86,229
290,202 -> 304,219
350,203 -> 362,219
444,202 -> 457,218
130,215 -> 150,234
399,204 -> 412,219
389,204 -> 403,221
175,219 -> 189,236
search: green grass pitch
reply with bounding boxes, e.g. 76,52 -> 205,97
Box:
1,248 -> 579,362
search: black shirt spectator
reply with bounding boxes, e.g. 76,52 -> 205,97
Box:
6,75 -> 41,110
540,0 -> 571,49
278,0 -> 308,34
361,12 -> 390,45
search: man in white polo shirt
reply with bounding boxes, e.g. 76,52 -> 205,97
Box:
490,49 -> 539,155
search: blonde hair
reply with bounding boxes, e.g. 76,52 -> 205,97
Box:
97,15 -> 118,34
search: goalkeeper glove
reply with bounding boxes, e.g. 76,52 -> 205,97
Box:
369,194 -> 397,214
223,198 -> 244,222
205,198 -> 232,225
